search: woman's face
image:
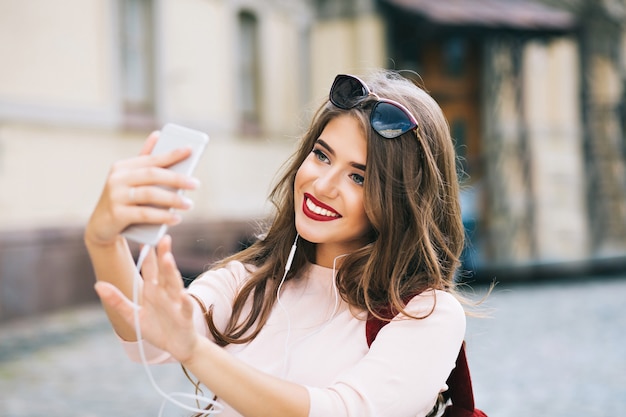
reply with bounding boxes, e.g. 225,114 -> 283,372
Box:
294,114 -> 372,267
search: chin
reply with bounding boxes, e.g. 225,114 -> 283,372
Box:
295,219 -> 335,245
294,224 -> 321,244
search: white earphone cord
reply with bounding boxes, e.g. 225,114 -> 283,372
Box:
276,234 -> 299,375
276,235 -> 344,378
133,244 -> 223,416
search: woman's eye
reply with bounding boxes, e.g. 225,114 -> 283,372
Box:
312,148 -> 330,163
350,173 -> 364,186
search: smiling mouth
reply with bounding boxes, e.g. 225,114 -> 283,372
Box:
303,193 -> 341,221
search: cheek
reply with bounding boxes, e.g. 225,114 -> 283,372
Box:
348,191 -> 370,227
294,166 -> 305,192
293,164 -> 310,207
294,158 -> 315,189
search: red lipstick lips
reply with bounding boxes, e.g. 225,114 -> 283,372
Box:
302,193 -> 341,222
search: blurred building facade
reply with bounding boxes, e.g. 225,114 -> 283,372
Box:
0,0 -> 625,320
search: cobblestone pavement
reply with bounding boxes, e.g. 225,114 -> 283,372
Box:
1,275 -> 625,417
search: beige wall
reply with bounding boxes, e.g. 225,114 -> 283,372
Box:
156,0 -> 311,135
0,0 -> 117,125
159,0 -> 235,130
310,14 -> 387,100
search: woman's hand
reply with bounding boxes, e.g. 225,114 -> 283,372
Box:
95,235 -> 311,417
84,131 -> 200,247
85,131 -> 201,342
94,235 -> 200,363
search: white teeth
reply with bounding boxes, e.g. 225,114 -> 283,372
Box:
306,198 -> 338,217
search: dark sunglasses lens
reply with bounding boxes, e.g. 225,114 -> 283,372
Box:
371,102 -> 415,139
330,76 -> 368,109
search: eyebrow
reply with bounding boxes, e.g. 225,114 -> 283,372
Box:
316,139 -> 366,171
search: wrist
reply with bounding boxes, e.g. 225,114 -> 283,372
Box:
84,230 -> 125,250
180,335 -> 213,369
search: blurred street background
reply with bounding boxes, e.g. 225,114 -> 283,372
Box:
1,0 -> 626,416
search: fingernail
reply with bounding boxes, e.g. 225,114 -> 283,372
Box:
181,196 -> 194,209
94,281 -> 109,296
186,177 -> 201,189
172,213 -> 183,225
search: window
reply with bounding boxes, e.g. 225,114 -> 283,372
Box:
120,0 -> 155,118
237,10 -> 261,134
443,37 -> 466,78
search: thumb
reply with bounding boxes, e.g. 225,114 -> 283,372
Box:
94,281 -> 139,320
138,131 -> 160,156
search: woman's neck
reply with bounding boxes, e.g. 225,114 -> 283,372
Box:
315,244 -> 351,269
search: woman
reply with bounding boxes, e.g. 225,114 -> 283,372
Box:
85,70 -> 467,416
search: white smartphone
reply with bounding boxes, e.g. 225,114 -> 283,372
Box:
121,123 -> 209,246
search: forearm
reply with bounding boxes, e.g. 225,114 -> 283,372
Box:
182,337 -> 310,417
85,235 -> 141,341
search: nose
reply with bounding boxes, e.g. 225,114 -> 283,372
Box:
313,167 -> 340,199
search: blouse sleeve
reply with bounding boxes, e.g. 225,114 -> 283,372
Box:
306,290 -> 466,417
119,261 -> 250,364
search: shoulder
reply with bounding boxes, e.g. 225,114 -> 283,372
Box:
368,290 -> 466,364
405,289 -> 465,319
199,260 -> 256,280
189,260 -> 257,294
394,290 -> 466,340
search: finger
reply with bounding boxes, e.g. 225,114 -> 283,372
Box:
179,292 -> 195,320
94,281 -> 138,325
156,234 -> 173,259
145,146 -> 194,169
118,165 -> 200,192
124,186 -> 194,210
141,245 -> 159,286
156,235 -> 184,293
138,131 -> 160,156
140,246 -> 165,315
110,204 -> 183,233
113,146 -> 195,174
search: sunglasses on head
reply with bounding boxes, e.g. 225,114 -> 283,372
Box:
329,74 -> 419,139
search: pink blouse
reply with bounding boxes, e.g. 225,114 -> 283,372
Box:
121,261 -> 466,417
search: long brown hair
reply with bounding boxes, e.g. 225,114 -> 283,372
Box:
203,69 -> 464,346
